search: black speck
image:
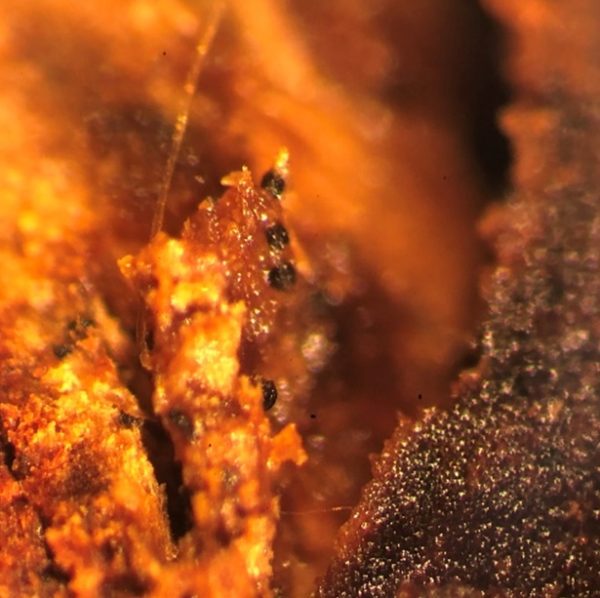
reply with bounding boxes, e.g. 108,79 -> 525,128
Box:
418,394 -> 422,400
118,411 -> 138,428
261,169 -> 285,199
261,379 -> 278,411
52,344 -> 72,359
266,222 -> 290,251
268,262 -> 296,290
167,409 -> 194,439
67,317 -> 94,333
310,413 -> 316,419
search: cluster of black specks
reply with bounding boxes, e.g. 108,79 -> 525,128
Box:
261,378 -> 278,411
261,169 -> 286,199
266,222 -> 290,251
52,316 -> 96,359
118,410 -> 140,429
67,317 -> 94,331
261,169 -> 296,291
268,262 -> 296,291
317,107 -> 600,594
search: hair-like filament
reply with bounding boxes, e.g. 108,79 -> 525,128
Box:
137,3 -> 223,360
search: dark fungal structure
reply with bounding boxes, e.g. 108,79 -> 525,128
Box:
317,2 -> 600,596
268,262 -> 296,291
266,222 -> 290,251
261,168 -> 286,199
261,379 -> 278,411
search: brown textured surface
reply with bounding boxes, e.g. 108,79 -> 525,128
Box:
317,1 -> 600,597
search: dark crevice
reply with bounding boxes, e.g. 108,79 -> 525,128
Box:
465,0 -> 514,198
140,419 -> 194,542
40,520 -> 72,586
2,439 -> 16,475
0,416 -> 21,480
40,561 -> 71,586
378,0 -> 514,200
125,354 -> 156,417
